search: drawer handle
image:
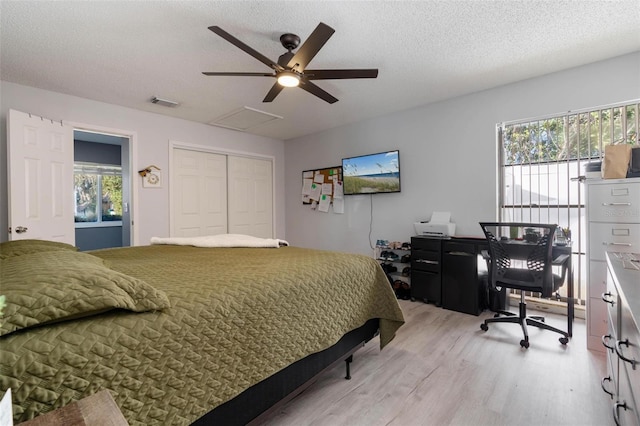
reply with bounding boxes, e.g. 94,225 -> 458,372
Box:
613,401 -> 628,426
602,292 -> 616,306
615,339 -> 638,369
602,202 -> 632,206
416,259 -> 439,265
602,242 -> 633,247
601,376 -> 614,398
446,251 -> 475,257
602,334 -> 615,352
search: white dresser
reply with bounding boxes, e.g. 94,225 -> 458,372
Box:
586,177 -> 640,352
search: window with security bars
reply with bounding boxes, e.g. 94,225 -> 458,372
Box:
498,101 -> 639,311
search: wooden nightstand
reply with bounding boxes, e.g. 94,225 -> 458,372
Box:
21,390 -> 128,426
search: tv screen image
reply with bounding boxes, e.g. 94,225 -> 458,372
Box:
342,150 -> 400,195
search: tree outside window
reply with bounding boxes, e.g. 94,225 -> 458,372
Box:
74,164 -> 122,224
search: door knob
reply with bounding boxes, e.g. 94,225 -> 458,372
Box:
15,226 -> 28,234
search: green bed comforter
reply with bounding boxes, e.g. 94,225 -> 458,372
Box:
0,244 -> 404,425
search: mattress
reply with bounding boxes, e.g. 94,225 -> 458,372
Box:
0,243 -> 404,425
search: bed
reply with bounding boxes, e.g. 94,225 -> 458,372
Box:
0,239 -> 404,425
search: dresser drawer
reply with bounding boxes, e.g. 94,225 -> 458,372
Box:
588,182 -> 640,224
616,365 -> 640,426
589,296 -> 609,344
589,261 -> 607,297
588,223 -> 640,261
619,301 -> 640,402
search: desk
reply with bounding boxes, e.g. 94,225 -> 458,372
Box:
498,239 -> 574,337
411,236 -> 574,336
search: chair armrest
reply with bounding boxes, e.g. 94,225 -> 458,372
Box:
552,253 -> 570,283
552,253 -> 570,266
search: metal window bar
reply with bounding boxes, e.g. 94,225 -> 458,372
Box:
498,100 -> 640,311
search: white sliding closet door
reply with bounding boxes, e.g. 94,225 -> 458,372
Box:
171,149 -> 227,237
227,156 -> 273,238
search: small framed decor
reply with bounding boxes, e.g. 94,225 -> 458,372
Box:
139,165 -> 162,188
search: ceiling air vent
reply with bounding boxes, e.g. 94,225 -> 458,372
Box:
210,107 -> 282,132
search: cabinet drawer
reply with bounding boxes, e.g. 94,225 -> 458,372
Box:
589,261 -> 607,299
588,183 -> 640,224
602,349 -> 617,400
411,254 -> 440,272
410,270 -> 441,305
589,296 -> 609,342
588,223 -> 640,261
411,237 -> 442,251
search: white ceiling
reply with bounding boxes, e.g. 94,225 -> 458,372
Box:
2,1 -> 639,141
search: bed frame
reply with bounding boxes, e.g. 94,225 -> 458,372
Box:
192,318 -> 380,425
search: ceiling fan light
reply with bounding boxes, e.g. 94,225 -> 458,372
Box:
277,72 -> 300,87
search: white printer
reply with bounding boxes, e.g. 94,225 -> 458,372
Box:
414,212 -> 456,237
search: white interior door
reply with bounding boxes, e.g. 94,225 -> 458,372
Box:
228,156 -> 273,238
171,148 -> 227,237
7,109 -> 74,243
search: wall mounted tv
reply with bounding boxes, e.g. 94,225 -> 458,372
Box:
342,150 -> 401,195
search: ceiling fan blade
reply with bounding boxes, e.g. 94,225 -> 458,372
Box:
263,82 -> 284,102
304,69 -> 379,80
286,22 -> 335,72
208,26 -> 283,71
299,80 -> 338,104
202,72 -> 274,77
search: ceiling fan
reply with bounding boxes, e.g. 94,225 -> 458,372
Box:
202,22 -> 378,104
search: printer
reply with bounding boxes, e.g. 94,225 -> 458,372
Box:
414,211 -> 456,237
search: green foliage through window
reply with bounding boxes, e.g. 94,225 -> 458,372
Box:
74,163 -> 123,224
502,103 -> 639,166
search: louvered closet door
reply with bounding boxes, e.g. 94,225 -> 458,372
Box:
227,156 -> 273,238
171,149 -> 227,237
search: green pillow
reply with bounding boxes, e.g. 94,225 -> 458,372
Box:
0,250 -> 170,337
0,239 -> 79,260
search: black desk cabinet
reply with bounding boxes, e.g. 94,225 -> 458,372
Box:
441,239 -> 487,316
410,237 -> 442,305
411,236 -> 489,316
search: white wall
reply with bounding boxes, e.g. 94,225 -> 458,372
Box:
284,52 -> 640,256
0,81 -> 286,244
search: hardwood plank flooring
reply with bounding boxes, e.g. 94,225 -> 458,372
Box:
259,300 -> 612,426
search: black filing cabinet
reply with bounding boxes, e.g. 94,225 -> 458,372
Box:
441,238 -> 487,316
410,237 -> 442,305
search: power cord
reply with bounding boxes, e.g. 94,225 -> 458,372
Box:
368,194 -> 375,250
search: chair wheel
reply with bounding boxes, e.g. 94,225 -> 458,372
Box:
480,323 -> 488,331
520,339 -> 530,348
559,337 -> 569,345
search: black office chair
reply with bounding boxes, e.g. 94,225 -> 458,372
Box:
479,222 -> 570,348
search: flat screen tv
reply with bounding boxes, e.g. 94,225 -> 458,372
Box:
342,150 -> 400,195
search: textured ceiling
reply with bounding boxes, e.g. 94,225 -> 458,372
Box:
2,1 -> 639,141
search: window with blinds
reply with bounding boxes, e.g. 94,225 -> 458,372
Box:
498,101 -> 639,310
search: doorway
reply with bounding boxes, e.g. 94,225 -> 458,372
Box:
73,130 -> 132,251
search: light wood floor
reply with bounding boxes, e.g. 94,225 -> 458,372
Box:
260,300 -> 612,426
